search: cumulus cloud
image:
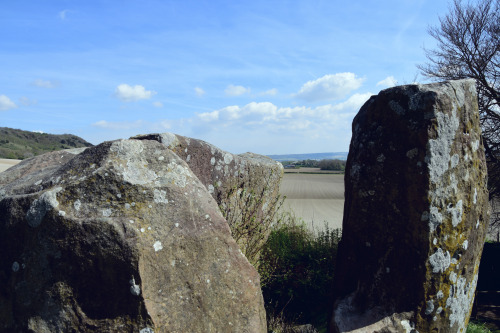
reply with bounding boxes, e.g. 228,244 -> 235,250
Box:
115,84 -> 157,102
294,73 -> 365,102
0,95 -> 17,111
194,87 -> 206,97
33,79 -> 58,88
376,76 -> 398,88
197,92 -> 372,130
225,85 -> 250,96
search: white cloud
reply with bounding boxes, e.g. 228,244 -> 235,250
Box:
376,76 -> 398,88
191,93 -> 372,154
33,79 -> 58,88
294,73 -> 365,102
0,95 -> 17,111
261,88 -> 278,96
225,85 -> 250,96
195,87 -> 206,97
115,84 -> 157,102
153,101 -> 164,108
197,93 -> 372,131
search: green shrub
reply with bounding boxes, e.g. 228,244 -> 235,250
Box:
219,168 -> 284,268
467,321 -> 492,333
259,214 -> 341,331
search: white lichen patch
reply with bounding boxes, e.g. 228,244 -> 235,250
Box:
159,132 -> 179,148
428,206 -> 443,232
446,273 -> 478,331
425,300 -> 435,315
74,199 -> 81,211
110,141 -> 159,185
429,248 -> 451,273
449,271 -> 457,283
447,200 -> 463,227
471,140 -> 480,152
208,184 -> 214,194
473,188 -> 477,204
426,109 -> 459,184
129,276 -> 141,296
153,241 -> 163,252
26,187 -> 63,228
153,189 -> 168,204
140,327 -> 154,333
58,210 -> 66,217
102,208 -> 112,217
210,157 -> 216,166
224,153 -> 233,164
462,240 -> 468,250
164,161 -> 190,188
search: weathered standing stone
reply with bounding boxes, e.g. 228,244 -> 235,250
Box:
0,138 -> 267,332
132,133 -> 284,264
330,80 -> 490,332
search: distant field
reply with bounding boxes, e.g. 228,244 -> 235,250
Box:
280,172 -> 344,232
0,159 -> 20,173
283,167 -> 343,174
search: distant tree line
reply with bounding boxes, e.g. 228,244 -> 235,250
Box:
318,159 -> 346,171
281,159 -> 346,171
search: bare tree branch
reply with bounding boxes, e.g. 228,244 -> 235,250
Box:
418,0 -> 500,209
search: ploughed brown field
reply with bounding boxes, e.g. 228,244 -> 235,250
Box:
280,168 -> 344,231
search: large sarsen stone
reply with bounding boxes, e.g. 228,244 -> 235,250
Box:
0,138 -> 267,332
330,80 -> 490,332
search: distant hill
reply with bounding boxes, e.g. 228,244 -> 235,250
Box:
267,152 -> 348,162
0,127 -> 93,160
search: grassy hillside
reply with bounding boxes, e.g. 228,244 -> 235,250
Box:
0,127 -> 93,160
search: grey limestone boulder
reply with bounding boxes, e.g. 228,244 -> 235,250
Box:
330,79 -> 490,332
0,138 -> 267,332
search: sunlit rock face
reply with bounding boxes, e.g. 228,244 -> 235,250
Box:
133,133 -> 284,265
330,79 -> 489,333
0,138 -> 267,332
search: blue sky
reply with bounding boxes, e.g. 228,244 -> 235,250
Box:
1,0 -> 452,154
